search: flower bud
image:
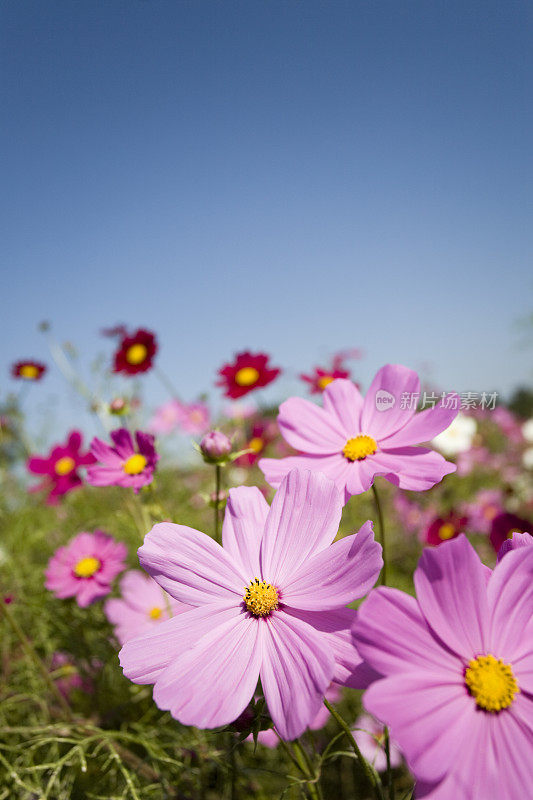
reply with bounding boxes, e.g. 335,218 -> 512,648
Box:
200,431 -> 232,462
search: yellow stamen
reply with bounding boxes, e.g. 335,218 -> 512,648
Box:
244,578 -> 279,617
19,364 -> 39,379
148,606 -> 162,620
343,435 -> 377,461
125,343 -> 148,365
317,375 -> 335,390
123,454 -> 148,475
234,366 -> 260,387
74,556 -> 101,578
465,654 -> 519,712
54,456 -> 76,476
438,523 -> 456,540
248,437 -> 264,454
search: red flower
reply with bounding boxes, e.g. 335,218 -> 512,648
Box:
489,512 -> 532,553
424,512 -> 468,546
113,329 -> 157,375
300,366 -> 351,394
11,360 -> 47,381
235,419 -> 278,466
27,430 -> 96,505
216,351 -> 281,398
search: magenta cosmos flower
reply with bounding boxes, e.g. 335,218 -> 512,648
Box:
87,429 -> 158,492
260,365 -> 458,503
497,531 -> 533,561
105,570 -> 189,645
354,536 -> 533,799
45,530 -> 127,607
119,469 -> 382,740
27,430 -> 96,504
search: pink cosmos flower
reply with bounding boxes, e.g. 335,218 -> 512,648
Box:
87,429 -> 158,492
393,493 -> 433,537
461,489 -> 503,535
178,401 -> 210,434
105,571 -> 189,645
119,469 -> 382,740
27,430 -> 96,504
354,536 -> 533,799
50,652 -> 95,697
45,531 -> 127,607
352,714 -> 402,773
260,366 -> 458,503
148,401 -> 182,434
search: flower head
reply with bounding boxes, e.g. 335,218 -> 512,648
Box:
200,430 -> 233,462
235,419 -> 278,466
105,570 -> 189,645
149,400 -> 210,436
27,431 -> 95,504
119,469 -> 382,740
260,366 -> 459,503
113,328 -> 157,375
11,360 -> 47,381
45,530 -> 127,607
431,413 -> 477,456
354,536 -> 533,798
217,351 -> 281,399
424,512 -> 468,547
461,489 -> 503,535
87,429 -> 158,492
489,512 -> 532,554
497,531 -> 533,561
300,365 -> 351,395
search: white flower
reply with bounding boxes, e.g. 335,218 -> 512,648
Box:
431,413 -> 477,456
522,418 -> 533,443
523,447 -> 533,470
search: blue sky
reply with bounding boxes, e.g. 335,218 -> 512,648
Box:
2,0 -> 532,439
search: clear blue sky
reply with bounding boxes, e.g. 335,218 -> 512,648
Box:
2,0 -> 532,439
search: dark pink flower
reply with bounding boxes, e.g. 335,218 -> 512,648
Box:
217,351 -> 281,399
11,360 -> 47,381
27,431 -> 96,504
45,530 -> 127,607
87,429 -> 158,492
424,513 -> 468,547
489,513 -> 533,554
113,328 -> 157,375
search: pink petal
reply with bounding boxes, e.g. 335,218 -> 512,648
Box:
138,523 -> 247,605
354,587 -> 461,676
109,428 -> 134,458
260,612 -> 335,740
260,469 -> 343,586
379,396 -> 459,448
363,672 -> 473,783
90,437 -> 123,466
222,486 -> 269,578
120,602 -> 236,684
345,458 -> 380,496
152,606 -> 261,728
281,521 -> 382,610
277,397 -> 346,454
322,379 -> 363,435
414,535 -> 490,660
259,454 -> 352,502
285,607 -> 367,687
487,546 -> 533,666
367,447 -> 456,490
360,364 -> 420,440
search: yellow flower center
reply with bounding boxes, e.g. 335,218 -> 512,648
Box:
234,366 -> 260,387
54,456 -> 76,476
507,528 -> 522,539
465,654 -> 519,712
125,343 -> 148,365
243,578 -> 279,617
74,556 -> 101,578
317,375 -> 335,390
342,435 -> 377,461
438,522 -> 456,540
148,606 -> 163,620
19,364 -> 39,379
249,437 -> 264,454
123,454 -> 148,475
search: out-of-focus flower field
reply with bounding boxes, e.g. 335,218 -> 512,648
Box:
1,327 -> 532,800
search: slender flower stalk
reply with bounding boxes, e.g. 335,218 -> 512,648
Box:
214,463 -> 221,542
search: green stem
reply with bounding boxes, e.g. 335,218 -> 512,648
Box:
276,737 -> 322,800
371,483 -> 386,586
214,464 -> 221,543
384,728 -> 395,800
323,699 -> 384,800
0,601 -> 74,721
